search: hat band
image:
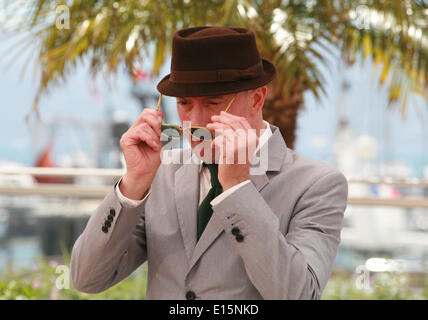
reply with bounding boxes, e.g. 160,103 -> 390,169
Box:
169,62 -> 263,84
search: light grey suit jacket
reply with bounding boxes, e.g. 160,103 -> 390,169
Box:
70,124 -> 348,299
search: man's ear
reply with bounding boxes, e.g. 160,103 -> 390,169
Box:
248,86 -> 267,116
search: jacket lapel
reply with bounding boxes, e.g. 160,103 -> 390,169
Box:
174,152 -> 201,262
186,171 -> 271,274
185,125 -> 288,274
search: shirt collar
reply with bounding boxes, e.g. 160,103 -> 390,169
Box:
198,120 -> 272,173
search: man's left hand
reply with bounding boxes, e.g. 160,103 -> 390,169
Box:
206,111 -> 259,191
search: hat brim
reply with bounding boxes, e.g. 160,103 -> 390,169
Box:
156,58 -> 276,97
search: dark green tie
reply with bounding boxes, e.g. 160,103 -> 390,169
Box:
197,163 -> 223,241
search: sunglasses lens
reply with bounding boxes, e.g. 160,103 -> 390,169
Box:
190,127 -> 212,141
161,124 -> 181,139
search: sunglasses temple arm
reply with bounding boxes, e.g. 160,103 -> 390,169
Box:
224,94 -> 237,113
156,94 -> 163,111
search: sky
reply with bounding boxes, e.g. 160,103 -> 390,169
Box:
0,36 -> 427,178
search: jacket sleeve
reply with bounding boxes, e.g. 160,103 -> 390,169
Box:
211,170 -> 348,299
69,180 -> 150,294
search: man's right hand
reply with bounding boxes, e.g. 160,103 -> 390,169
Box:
119,108 -> 164,200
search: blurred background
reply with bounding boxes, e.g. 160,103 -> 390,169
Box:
0,0 -> 427,299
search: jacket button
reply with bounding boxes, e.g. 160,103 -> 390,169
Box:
231,227 -> 240,236
102,226 -> 108,233
104,220 -> 111,228
185,290 -> 196,300
235,234 -> 244,242
110,208 -> 116,217
107,214 -> 114,222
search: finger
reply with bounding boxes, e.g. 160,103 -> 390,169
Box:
141,113 -> 162,137
210,123 -> 248,142
143,108 -> 163,119
127,125 -> 162,152
207,123 -> 236,140
211,112 -> 251,131
212,134 -> 235,164
122,126 -> 158,150
211,134 -> 226,154
137,130 -> 162,151
210,115 -> 241,132
132,108 -> 163,129
135,122 -> 162,143
206,122 -> 233,135
221,112 -> 252,130
221,130 -> 239,150
209,117 -> 250,142
131,113 -> 162,142
222,128 -> 249,152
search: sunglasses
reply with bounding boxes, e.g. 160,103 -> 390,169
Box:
155,93 -> 237,141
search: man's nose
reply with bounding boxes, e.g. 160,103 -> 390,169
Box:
189,102 -> 212,126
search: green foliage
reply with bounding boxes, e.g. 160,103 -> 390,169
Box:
1,251 -> 427,300
322,267 -> 428,300
0,254 -> 147,300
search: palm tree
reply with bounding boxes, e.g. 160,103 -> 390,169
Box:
2,0 -> 428,149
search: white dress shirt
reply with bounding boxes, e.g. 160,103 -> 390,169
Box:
116,120 -> 272,208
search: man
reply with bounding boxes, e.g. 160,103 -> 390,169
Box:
70,26 -> 348,300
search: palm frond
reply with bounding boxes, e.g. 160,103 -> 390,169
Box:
2,0 -> 428,120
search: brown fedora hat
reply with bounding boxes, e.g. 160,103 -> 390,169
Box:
157,26 -> 276,97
